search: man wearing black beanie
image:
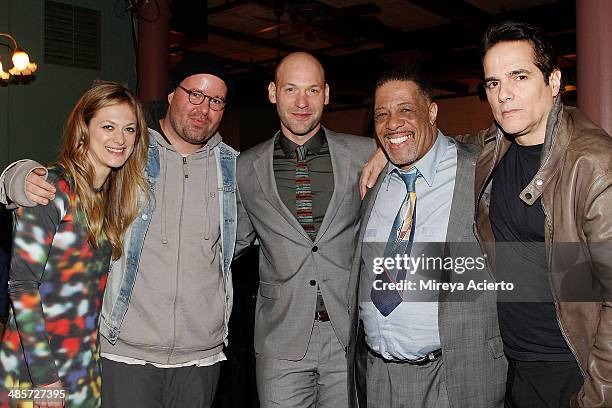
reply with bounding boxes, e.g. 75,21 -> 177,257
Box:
0,53 -> 239,408
97,52 -> 239,408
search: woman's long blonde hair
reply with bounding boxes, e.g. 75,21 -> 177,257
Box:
57,82 -> 149,260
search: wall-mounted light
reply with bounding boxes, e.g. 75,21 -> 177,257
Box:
0,60 -> 9,80
0,32 -> 37,80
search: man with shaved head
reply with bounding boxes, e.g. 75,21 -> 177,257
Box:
234,52 -> 376,407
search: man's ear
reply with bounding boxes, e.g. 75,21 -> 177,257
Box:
324,83 -> 330,106
429,102 -> 438,125
168,91 -> 174,105
549,68 -> 562,97
268,82 -> 277,104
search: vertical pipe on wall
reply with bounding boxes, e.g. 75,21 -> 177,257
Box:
576,0 -> 612,134
137,0 -> 170,103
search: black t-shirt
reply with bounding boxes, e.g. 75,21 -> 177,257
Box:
490,142 -> 574,361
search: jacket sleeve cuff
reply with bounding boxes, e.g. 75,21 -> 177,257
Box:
0,159 -> 47,208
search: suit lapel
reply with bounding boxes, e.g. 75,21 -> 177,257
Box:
316,128 -> 350,241
253,134 -> 311,240
445,143 -> 476,243
347,163 -> 389,313
439,142 -> 476,312
360,164 -> 388,238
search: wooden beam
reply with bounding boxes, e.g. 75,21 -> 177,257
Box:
207,24 -> 302,53
404,0 -> 489,23
207,0 -> 254,15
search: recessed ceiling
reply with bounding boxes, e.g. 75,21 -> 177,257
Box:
169,0 -> 576,105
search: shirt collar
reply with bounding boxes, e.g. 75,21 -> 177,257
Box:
278,127 -> 326,159
386,129 -> 449,187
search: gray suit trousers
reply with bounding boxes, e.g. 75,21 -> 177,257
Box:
256,321 -> 347,408
366,351 -> 450,408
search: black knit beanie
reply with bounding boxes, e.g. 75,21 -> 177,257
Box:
167,52 -> 232,101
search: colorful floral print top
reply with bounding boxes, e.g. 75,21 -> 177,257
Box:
0,168 -> 111,408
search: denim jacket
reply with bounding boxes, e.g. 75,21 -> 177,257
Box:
99,133 -> 239,344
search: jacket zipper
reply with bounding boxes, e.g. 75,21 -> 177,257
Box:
541,201 -> 585,377
168,156 -> 188,363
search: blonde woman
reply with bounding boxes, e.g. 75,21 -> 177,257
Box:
0,82 -> 149,408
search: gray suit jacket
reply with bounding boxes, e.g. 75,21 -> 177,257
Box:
235,127 -> 376,360
347,140 -> 507,407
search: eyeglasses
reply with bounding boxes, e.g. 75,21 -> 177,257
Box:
176,85 -> 227,111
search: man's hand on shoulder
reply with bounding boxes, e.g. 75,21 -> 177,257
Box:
359,148 -> 388,199
26,168 -> 56,205
1,160 -> 55,207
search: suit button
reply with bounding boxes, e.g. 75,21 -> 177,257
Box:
312,246 -> 318,252
310,280 -> 316,286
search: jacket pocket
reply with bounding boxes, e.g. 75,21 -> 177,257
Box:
259,281 -> 281,299
487,335 -> 504,359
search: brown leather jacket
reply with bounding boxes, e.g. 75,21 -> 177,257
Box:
467,97 -> 612,407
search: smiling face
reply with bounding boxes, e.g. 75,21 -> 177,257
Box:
165,73 -> 227,154
86,103 -> 137,186
268,53 -> 329,145
374,80 -> 438,170
483,40 -> 561,145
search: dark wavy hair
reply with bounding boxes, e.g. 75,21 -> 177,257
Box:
481,21 -> 558,85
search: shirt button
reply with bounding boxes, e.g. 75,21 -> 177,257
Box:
312,246 -> 318,252
310,280 -> 316,286
141,214 -> 148,220
535,179 -> 543,186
